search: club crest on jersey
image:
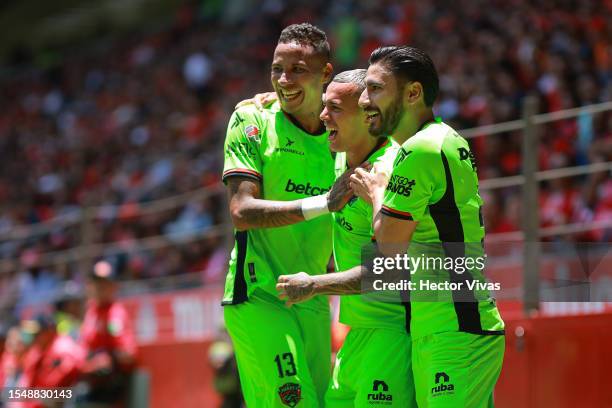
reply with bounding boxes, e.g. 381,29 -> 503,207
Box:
244,124 -> 260,141
278,382 -> 301,407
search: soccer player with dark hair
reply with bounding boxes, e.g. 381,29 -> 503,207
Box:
278,45 -> 505,408
319,69 -> 417,407
221,23 -> 354,407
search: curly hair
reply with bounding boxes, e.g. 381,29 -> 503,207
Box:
278,23 -> 330,60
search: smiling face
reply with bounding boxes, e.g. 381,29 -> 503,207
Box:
359,62 -> 405,137
271,42 -> 331,117
320,81 -> 370,152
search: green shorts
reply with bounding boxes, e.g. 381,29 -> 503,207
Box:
223,289 -> 331,408
412,332 -> 505,408
326,327 -> 417,408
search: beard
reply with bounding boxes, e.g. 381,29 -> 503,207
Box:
369,94 -> 404,137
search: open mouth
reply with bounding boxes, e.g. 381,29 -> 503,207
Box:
279,89 -> 302,102
328,129 -> 338,142
365,110 -> 380,124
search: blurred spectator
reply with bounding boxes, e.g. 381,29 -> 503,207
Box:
209,328 -> 243,408
19,314 -> 84,392
53,281 -> 84,341
79,261 -> 137,406
16,249 -> 60,316
1,324 -> 28,389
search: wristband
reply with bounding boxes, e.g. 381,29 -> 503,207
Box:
301,194 -> 330,220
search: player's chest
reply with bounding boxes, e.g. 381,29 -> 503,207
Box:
260,136 -> 335,199
334,198 -> 372,237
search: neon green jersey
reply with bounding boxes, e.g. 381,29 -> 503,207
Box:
222,103 -> 335,311
332,138 -> 409,331
381,121 -> 504,339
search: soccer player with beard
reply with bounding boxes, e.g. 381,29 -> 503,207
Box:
221,23 -> 354,408
245,69 -> 417,406
277,46 -> 505,408
319,70 -> 417,407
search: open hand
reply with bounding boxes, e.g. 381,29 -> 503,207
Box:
235,92 -> 278,111
327,162 -> 372,212
349,163 -> 390,205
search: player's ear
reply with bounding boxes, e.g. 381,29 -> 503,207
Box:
322,63 -> 333,85
404,81 -> 423,106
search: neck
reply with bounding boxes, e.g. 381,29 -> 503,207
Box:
393,107 -> 434,145
285,103 -> 325,134
347,135 -> 381,167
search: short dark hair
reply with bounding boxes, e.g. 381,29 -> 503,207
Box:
332,69 -> 367,93
369,46 -> 439,106
278,23 -> 330,61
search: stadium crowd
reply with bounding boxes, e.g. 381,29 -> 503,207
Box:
0,261 -> 137,407
0,0 -> 609,321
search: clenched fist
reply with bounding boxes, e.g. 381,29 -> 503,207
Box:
276,272 -> 316,306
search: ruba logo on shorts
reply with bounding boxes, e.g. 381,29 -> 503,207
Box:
278,382 -> 301,407
431,372 -> 455,397
367,379 -> 392,404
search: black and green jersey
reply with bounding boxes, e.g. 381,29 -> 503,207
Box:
222,102 -> 335,311
332,138 -> 407,330
381,121 -> 504,338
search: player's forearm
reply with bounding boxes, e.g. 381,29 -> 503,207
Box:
232,197 -> 306,230
372,194 -> 385,236
312,265 -> 365,295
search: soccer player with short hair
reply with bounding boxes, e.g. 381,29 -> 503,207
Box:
318,69 -> 417,407
278,46 -> 505,408
222,23 -> 353,408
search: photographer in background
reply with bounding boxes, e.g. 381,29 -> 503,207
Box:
79,261 -> 137,406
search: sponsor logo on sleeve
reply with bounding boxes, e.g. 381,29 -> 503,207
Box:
230,112 -> 245,129
225,142 -> 255,158
393,148 -> 412,167
244,124 -> 261,142
386,175 -> 416,197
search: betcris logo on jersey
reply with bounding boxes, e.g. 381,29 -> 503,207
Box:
285,179 -> 330,196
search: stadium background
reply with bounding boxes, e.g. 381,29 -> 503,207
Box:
0,0 -> 610,407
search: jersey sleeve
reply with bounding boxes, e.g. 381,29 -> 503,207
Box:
222,108 -> 264,183
381,144 -> 442,222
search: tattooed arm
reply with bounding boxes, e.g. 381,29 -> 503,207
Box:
276,266 -> 365,305
227,177 -> 305,230
227,171 -> 354,231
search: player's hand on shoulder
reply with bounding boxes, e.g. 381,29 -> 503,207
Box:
327,163 -> 369,212
234,92 -> 278,111
276,272 -> 315,306
350,162 -> 389,205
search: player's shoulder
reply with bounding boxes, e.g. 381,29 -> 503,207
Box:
230,104 -> 265,125
402,122 -> 459,156
372,138 -> 399,165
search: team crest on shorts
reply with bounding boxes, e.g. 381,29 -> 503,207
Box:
244,124 -> 260,141
278,382 -> 301,407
